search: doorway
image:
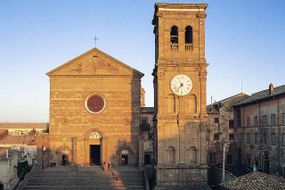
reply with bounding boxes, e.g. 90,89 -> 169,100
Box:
144,154 -> 151,165
62,154 -> 68,166
120,149 -> 129,166
264,151 -> 270,174
90,145 -> 101,166
121,154 -> 128,166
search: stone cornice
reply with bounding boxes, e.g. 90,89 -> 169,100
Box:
155,3 -> 208,11
49,74 -> 142,78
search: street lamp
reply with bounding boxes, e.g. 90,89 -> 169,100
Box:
220,139 -> 229,182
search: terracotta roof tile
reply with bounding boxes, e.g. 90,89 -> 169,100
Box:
221,171 -> 285,190
234,85 -> 285,107
0,122 -> 48,129
0,134 -> 36,145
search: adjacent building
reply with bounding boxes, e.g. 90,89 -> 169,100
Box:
0,150 -> 20,190
139,107 -> 155,165
207,93 -> 248,166
0,123 -> 46,166
234,84 -> 285,175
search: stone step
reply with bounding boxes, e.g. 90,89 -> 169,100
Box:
26,181 -> 142,185
19,166 -> 145,190
21,185 -> 145,190
25,182 -> 144,187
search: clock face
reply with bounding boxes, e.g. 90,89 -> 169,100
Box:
85,94 -> 106,114
170,74 -> 192,96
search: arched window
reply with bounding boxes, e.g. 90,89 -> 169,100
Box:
189,146 -> 197,163
167,94 -> 176,113
168,146 -> 175,163
188,94 -> 197,113
185,26 -> 193,44
170,26 -> 178,44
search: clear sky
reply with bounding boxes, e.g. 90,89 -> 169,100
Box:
0,0 -> 284,122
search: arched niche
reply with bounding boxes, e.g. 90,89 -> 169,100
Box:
117,145 -> 134,166
167,146 -> 175,163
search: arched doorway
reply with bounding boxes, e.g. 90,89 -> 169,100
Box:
121,149 -> 129,166
118,146 -> 133,166
84,129 -> 104,166
55,144 -> 70,166
89,131 -> 102,166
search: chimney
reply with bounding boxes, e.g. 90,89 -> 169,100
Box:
269,83 -> 274,94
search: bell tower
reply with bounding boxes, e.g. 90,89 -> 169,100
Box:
152,3 -> 208,187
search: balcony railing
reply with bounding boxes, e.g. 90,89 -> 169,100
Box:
140,123 -> 150,131
185,43 -> 193,51
170,43 -> 178,51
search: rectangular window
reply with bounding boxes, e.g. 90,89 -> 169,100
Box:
247,133 -> 250,144
282,113 -> 285,125
229,120 -> 234,128
237,109 -> 241,127
227,154 -> 233,164
229,134 -> 235,141
255,133 -> 258,144
266,133 -> 270,144
271,114 -> 276,126
282,134 -> 285,145
262,115 -> 268,126
254,116 -> 258,127
214,133 -> 219,140
209,153 -> 216,163
214,117 -> 219,124
260,133 -> 264,144
271,133 -> 276,145
141,118 -> 147,124
264,133 -> 268,144
239,133 -> 243,143
246,117 -> 250,126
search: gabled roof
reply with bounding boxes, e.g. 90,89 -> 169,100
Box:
47,48 -> 144,77
234,85 -> 285,107
207,93 -> 249,113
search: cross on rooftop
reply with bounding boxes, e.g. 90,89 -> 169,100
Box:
93,35 -> 99,47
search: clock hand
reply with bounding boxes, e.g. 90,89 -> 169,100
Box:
177,83 -> 183,90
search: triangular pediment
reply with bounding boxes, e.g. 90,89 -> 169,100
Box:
47,48 -> 144,77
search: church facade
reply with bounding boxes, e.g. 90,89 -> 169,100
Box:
47,48 -> 144,167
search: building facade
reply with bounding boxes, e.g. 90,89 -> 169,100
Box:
234,84 -> 285,175
152,3 -> 209,187
139,107 -> 155,165
47,48 -> 144,167
207,93 -> 248,166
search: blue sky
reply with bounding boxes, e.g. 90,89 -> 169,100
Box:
0,0 -> 284,122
